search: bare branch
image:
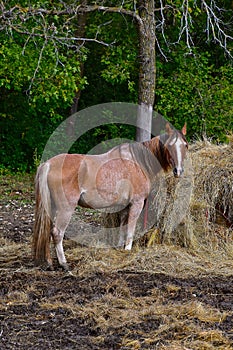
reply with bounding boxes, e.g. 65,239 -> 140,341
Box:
157,0 -> 168,45
202,0 -> 233,58
27,37 -> 48,95
154,0 -> 233,59
9,26 -> 114,47
0,3 -> 142,25
1,0 -> 232,94
0,3 -> 140,50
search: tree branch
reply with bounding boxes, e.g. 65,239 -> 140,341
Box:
202,0 -> 233,58
0,3 -> 141,49
0,3 -> 142,25
177,0 -> 194,52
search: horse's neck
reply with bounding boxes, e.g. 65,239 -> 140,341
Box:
143,135 -> 170,172
143,135 -> 164,155
143,136 -> 159,153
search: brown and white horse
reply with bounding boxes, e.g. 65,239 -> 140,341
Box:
33,123 -> 188,270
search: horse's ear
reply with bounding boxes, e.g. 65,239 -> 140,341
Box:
181,123 -> 187,135
165,123 -> 173,135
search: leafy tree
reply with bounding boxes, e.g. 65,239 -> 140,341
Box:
156,50 -> 233,141
0,0 -> 233,171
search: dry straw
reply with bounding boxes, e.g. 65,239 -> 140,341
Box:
102,140 -> 233,253
188,140 -> 233,252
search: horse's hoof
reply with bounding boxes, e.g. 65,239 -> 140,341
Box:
48,264 -> 54,271
40,262 -> 54,271
61,263 -> 70,272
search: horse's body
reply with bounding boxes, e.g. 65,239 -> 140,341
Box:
33,123 -> 188,270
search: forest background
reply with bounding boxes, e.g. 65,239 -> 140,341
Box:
0,0 -> 233,172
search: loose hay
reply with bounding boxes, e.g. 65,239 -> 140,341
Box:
101,140 -> 233,253
1,171 -> 233,350
159,140 -> 233,251
189,140 -> 233,252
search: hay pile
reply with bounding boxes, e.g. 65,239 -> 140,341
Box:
187,140 -> 233,250
1,173 -> 232,350
102,140 -> 233,252
160,139 -> 233,251
191,140 -> 233,223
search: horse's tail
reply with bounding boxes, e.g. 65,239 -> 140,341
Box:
33,162 -> 52,266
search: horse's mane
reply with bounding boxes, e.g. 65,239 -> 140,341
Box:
115,139 -> 167,180
113,129 -> 187,179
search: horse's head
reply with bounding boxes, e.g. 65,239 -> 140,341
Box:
165,123 -> 188,177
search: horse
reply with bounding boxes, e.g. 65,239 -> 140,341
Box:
33,123 -> 188,270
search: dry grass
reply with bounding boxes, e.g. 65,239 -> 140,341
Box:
189,141 -> 233,245
160,140 -> 233,254
0,141 -> 233,349
1,233 -> 233,349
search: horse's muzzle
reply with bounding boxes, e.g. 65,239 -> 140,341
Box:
173,167 -> 184,177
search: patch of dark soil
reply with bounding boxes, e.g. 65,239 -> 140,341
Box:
118,270 -> 233,312
0,200 -> 34,243
1,176 -> 233,349
1,272 -> 232,349
1,269 -> 232,312
0,310 -> 101,350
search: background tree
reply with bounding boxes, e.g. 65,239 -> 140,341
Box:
0,0 -> 232,170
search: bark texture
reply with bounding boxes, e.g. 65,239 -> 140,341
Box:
136,0 -> 156,141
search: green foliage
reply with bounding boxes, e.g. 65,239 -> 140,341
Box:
85,12 -> 139,102
0,34 -> 87,116
0,88 -> 59,172
1,1 -> 233,172
70,109 -> 136,155
0,14 -> 87,171
156,50 -> 233,141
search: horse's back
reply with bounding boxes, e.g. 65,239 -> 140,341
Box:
48,153 -> 84,168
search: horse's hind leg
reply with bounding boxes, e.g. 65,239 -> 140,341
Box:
52,206 -> 75,270
125,199 -> 144,250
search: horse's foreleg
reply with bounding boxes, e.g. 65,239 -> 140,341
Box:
125,200 -> 144,250
118,207 -> 129,248
52,207 -> 75,270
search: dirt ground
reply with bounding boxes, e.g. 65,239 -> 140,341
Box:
0,174 -> 233,349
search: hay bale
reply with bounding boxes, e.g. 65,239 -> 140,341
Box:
102,140 -> 233,251
191,141 -> 233,224
159,140 -> 233,250
159,155 -> 194,247
189,141 -> 233,250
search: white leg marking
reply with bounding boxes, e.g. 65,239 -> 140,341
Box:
125,200 -> 144,251
55,238 -> 67,265
125,238 -> 133,250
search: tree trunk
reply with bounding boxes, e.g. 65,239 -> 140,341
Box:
66,1 -> 156,141
136,0 -> 156,142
